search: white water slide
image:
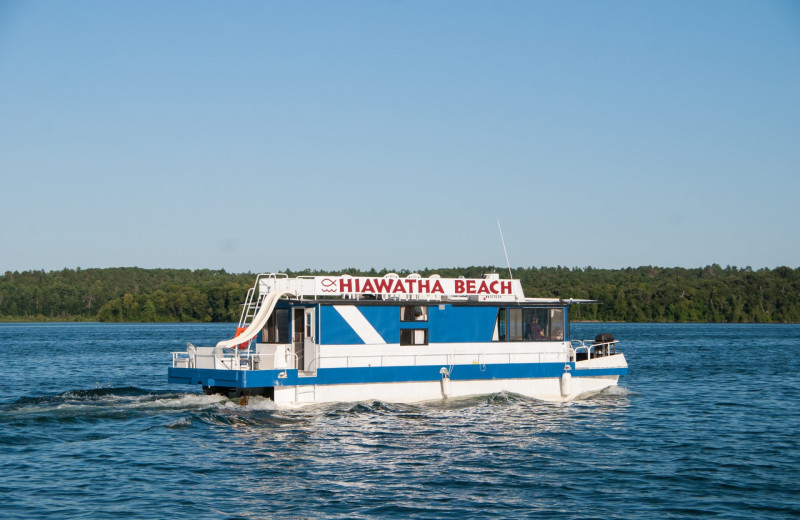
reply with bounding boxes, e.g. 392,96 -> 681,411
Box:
215,290 -> 295,349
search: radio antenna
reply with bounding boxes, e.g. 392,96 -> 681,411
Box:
497,220 -> 513,279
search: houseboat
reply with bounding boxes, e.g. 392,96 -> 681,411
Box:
168,272 -> 628,406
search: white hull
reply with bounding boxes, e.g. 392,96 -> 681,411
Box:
272,355 -> 626,407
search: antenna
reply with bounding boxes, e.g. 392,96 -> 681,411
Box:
497,220 -> 513,279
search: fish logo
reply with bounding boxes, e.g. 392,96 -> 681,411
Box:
320,278 -> 338,292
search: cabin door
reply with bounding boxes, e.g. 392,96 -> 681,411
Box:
303,308 -> 316,373
293,309 -> 305,370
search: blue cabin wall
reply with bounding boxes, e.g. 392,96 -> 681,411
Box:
423,305 -> 498,343
319,305 -> 365,344
319,304 -> 499,345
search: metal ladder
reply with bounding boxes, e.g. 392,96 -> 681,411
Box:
295,384 -> 317,403
237,273 -> 277,329
238,287 -> 265,329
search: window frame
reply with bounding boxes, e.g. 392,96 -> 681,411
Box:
502,306 -> 566,342
494,308 -> 507,342
400,328 -> 429,346
262,308 -> 290,344
400,305 -> 429,322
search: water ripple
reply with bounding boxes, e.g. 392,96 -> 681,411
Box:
1,323 -> 800,519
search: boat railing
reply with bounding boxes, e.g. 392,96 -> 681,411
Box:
321,350 -> 567,369
172,348 -> 573,371
570,339 -> 619,360
171,348 -> 298,371
171,351 -> 193,368
296,276 -> 317,299
240,273 -> 279,327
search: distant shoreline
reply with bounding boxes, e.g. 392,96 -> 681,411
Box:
2,266 -> 799,323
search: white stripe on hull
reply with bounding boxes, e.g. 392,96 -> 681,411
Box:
273,375 -> 620,407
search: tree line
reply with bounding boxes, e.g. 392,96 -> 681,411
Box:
0,265 -> 798,323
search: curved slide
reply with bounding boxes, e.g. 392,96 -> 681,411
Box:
216,290 -> 295,349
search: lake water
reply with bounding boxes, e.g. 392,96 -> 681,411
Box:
1,322 -> 798,519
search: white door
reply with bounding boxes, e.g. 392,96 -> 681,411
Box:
303,308 -> 316,373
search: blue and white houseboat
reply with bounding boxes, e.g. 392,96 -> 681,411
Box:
168,273 -> 628,405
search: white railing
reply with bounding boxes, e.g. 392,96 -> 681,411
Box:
311,349 -> 569,370
171,348 -> 296,371
570,339 -> 619,361
172,347 -> 571,371
239,273 -> 289,326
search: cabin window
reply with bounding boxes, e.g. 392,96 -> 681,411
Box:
262,308 -> 290,343
501,307 -> 566,341
400,328 -> 428,346
509,308 -> 524,341
523,308 -> 566,341
508,309 -> 525,341
401,305 -> 428,322
522,309 -> 549,341
549,308 -> 565,340
495,308 -> 507,341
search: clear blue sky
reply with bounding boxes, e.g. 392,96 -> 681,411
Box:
1,0 -> 798,273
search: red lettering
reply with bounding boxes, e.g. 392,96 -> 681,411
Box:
489,281 -> 499,294
466,280 -> 476,293
393,280 -> 406,293
340,278 -> 352,292
455,280 -> 465,293
405,279 -> 416,293
361,279 -> 375,293
432,280 -> 444,293
478,281 -> 490,294
374,278 -> 393,292
418,280 -> 430,293
501,281 -> 512,294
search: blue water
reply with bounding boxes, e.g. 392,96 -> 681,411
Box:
1,322 -> 799,519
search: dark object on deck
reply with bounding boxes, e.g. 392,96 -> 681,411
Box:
592,333 -> 615,358
594,333 -> 615,344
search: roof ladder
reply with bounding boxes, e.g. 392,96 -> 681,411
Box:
238,275 -> 269,329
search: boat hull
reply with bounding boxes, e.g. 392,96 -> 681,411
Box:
168,353 -> 628,406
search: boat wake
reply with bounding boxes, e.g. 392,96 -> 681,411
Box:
583,384 -> 633,399
3,385 -> 629,419
1,387 -> 296,441
3,387 -> 226,418
0,386 -> 632,447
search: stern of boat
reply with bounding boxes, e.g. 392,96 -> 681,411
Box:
564,334 -> 628,398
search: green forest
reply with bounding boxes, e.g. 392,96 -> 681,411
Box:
0,265 -> 798,323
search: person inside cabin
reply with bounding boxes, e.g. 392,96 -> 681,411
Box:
527,316 -> 545,340
551,322 -> 564,340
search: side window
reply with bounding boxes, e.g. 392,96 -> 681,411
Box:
523,308 -> 549,341
503,307 -> 564,341
400,329 -> 428,346
401,305 -> 428,322
550,308 -> 564,340
262,308 -> 290,343
509,308 -> 524,341
495,308 -> 507,341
